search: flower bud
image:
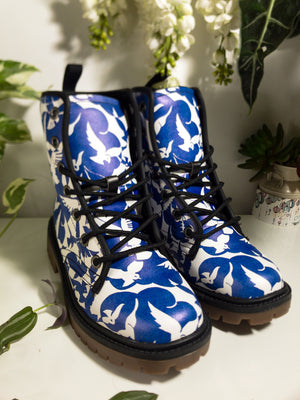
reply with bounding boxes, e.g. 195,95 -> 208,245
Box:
223,32 -> 238,51
212,49 -> 225,65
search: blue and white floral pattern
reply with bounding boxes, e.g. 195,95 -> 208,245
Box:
41,93 -> 204,344
136,87 -> 284,300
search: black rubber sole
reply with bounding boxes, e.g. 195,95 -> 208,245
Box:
47,217 -> 212,374
192,283 -> 291,325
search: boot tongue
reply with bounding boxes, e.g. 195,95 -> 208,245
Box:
153,87 -> 216,220
67,94 -> 140,248
68,94 -> 132,181
153,87 -> 204,164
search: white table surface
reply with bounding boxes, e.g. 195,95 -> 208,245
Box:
0,216 -> 299,400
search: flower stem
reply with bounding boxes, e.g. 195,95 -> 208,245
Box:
33,303 -> 55,313
0,213 -> 17,239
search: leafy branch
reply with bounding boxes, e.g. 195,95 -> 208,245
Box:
0,60 -> 40,236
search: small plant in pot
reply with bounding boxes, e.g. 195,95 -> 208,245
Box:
238,123 -> 300,226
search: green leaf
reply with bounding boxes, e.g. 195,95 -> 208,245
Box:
2,177 -> 34,215
0,113 -> 31,144
109,391 -> 158,400
289,12 -> 300,37
238,0 -> 300,109
0,60 -> 40,100
0,306 -> 37,355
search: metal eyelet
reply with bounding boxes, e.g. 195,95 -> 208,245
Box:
152,170 -> 160,181
91,255 -> 101,269
72,208 -> 81,221
80,234 -> 88,247
57,162 -> 64,173
172,209 -> 181,221
50,107 -> 60,120
161,189 -> 170,201
184,226 -> 194,238
63,185 -> 71,196
51,136 -> 60,149
139,101 -> 147,113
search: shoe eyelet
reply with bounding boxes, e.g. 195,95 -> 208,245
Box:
161,189 -> 170,201
184,226 -> 194,238
63,185 -> 71,196
57,162 -> 65,173
51,136 -> 60,149
172,209 -> 181,221
139,101 -> 147,113
80,234 -> 88,247
72,208 -> 81,221
50,107 -> 60,120
152,170 -> 160,181
91,255 -> 101,269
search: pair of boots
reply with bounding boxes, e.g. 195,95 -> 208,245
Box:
40,65 -> 291,374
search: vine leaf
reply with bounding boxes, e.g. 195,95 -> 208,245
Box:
0,60 -> 40,100
0,307 -> 37,355
2,178 -> 34,215
238,0 -> 300,109
109,391 -> 158,400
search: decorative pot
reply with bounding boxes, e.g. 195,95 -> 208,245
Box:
252,164 -> 300,226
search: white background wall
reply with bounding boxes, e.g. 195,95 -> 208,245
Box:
0,0 -> 299,217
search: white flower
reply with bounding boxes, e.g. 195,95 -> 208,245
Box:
177,15 -> 196,34
154,0 -> 172,10
195,0 -> 215,14
147,37 -> 160,51
80,0 -> 127,22
176,3 -> 193,15
160,13 -> 177,36
176,34 -> 195,55
195,0 -> 240,63
223,31 -> 238,51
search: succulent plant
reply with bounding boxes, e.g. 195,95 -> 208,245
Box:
238,123 -> 300,181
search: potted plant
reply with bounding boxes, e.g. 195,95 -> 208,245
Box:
238,123 -> 300,226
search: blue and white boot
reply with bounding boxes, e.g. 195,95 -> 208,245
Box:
40,65 -> 211,374
134,79 -> 291,325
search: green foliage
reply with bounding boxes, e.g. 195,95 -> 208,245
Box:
0,281 -> 67,356
238,0 -> 300,109
0,113 -> 31,161
89,14 -> 113,50
0,60 -> 40,100
154,35 -> 178,78
0,306 -> 37,355
213,62 -> 234,86
109,391 -> 158,400
0,60 -> 38,236
238,123 -> 300,181
2,177 -> 34,215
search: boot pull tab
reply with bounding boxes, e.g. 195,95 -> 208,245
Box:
146,72 -> 168,88
63,64 -> 83,92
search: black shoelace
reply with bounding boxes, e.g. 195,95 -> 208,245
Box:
148,146 -> 240,260
58,157 -> 164,294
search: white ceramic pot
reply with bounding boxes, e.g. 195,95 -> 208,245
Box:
252,164 -> 300,226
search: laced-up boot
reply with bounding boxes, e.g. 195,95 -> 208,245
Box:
40,65 -> 211,374
134,78 -> 291,325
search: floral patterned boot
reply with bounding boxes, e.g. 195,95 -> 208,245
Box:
40,65 -> 211,374
134,81 -> 291,325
